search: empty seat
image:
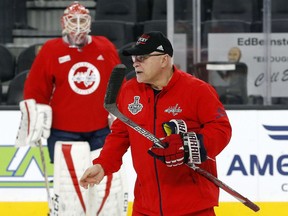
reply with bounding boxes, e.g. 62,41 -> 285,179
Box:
0,45 -> 15,82
143,20 -> 167,36
251,19 -> 288,33
250,21 -> 263,33
272,0 -> 288,19
136,19 -> 192,38
151,0 -> 209,21
0,45 -> 16,104
118,42 -> 136,73
14,0 -> 28,29
202,19 -> 251,47
90,20 -> 135,49
6,70 -> 29,105
151,0 -> 170,20
95,0 -> 137,22
136,0 -> 153,22
0,0 -> 14,43
211,0 -> 260,23
16,43 -> 43,75
192,61 -> 248,104
271,19 -> 288,32
152,0 -> 191,20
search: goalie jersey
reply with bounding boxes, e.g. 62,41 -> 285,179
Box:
23,36 -> 120,132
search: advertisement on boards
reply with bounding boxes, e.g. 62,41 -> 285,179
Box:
217,110 -> 288,202
0,110 -> 288,215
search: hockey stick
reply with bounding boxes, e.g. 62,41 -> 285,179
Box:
38,139 -> 53,216
104,64 -> 260,212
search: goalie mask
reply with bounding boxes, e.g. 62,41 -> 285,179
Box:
61,1 -> 91,47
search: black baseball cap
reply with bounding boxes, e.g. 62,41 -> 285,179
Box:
122,31 -> 173,57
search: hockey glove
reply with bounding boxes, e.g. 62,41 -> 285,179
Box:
15,99 -> 52,147
148,119 -> 207,167
148,134 -> 185,167
148,132 -> 207,167
182,132 -> 207,165
162,119 -> 187,136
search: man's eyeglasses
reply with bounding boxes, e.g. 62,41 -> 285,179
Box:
131,53 -> 166,63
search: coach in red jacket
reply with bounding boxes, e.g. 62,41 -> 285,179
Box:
80,31 -> 232,216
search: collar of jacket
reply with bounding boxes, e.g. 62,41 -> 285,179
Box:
145,65 -> 182,93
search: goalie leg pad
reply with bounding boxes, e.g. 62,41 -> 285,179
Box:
52,141 -> 90,216
89,149 -> 129,216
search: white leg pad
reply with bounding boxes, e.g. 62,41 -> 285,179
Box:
52,141 -> 90,216
89,149 -> 129,216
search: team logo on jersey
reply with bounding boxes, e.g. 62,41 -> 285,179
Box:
164,104 -> 182,116
68,62 -> 100,95
128,96 -> 143,115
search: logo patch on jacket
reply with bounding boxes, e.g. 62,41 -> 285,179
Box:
128,96 -> 143,115
164,104 -> 182,116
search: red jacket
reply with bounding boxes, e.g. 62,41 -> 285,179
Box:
94,67 -> 232,215
24,36 -> 120,132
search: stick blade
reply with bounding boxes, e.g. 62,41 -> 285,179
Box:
104,64 -> 127,107
244,201 -> 260,212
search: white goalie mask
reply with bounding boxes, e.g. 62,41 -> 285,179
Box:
61,1 -> 91,47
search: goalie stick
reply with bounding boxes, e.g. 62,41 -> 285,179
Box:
38,140 -> 53,216
104,64 -> 260,212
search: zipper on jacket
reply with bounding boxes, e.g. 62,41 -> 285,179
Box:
153,93 -> 164,216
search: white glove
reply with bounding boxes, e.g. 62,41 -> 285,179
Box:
32,103 -> 52,140
15,99 -> 52,147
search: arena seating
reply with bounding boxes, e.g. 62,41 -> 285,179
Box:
0,0 -> 287,105
6,70 -> 29,105
90,20 -> 135,49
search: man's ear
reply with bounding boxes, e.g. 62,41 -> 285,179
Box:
161,54 -> 169,66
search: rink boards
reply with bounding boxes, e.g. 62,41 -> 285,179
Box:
0,110 -> 287,216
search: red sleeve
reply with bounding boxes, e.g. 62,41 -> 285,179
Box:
23,41 -> 54,104
196,83 -> 232,158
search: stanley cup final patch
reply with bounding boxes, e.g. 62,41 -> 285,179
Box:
128,96 -> 143,115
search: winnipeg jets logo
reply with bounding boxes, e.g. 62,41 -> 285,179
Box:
164,104 -> 182,116
128,96 -> 143,115
68,62 -> 100,95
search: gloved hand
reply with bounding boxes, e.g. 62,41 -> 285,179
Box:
162,119 -> 187,136
148,134 -> 185,167
182,132 -> 207,165
15,99 -> 52,147
148,119 -> 207,167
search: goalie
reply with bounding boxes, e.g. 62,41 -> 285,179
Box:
16,1 -> 128,215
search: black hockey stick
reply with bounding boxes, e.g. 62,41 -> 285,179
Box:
104,64 -> 260,212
